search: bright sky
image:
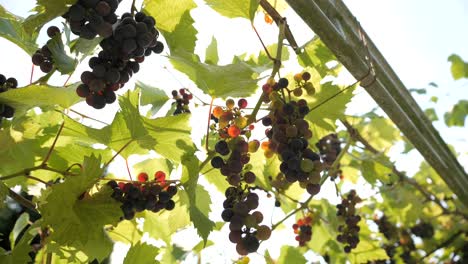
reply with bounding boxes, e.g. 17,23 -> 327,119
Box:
0,0 -> 467,263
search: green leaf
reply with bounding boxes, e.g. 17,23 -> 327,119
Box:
143,114 -> 195,162
23,0 -> 75,35
142,196 -> 191,243
119,89 -> 148,139
143,0 -> 197,54
444,100 -> 468,127
107,220 -> 142,245
123,242 -> 159,264
205,36 -> 219,64
0,128 -> 45,184
356,117 -> 401,152
348,240 -> 388,264
9,213 -> 29,249
182,154 -> 215,244
305,82 -> 356,140
63,89 -> 193,161
447,54 -> 468,80
408,88 -> 426,94
136,81 -> 170,116
424,108 -> 438,122
205,0 -> 259,21
133,158 -> 173,177
192,240 -> 214,253
359,154 -> 393,185
70,37 -> 103,59
38,155 -> 121,261
240,43 -> 290,73
170,51 -> 259,98
0,223 -> 40,264
47,34 -> 78,74
298,38 -> 340,77
0,5 -> 38,55
0,83 -> 82,116
277,245 -> 306,264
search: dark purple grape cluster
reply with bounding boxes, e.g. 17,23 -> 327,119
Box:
374,215 -> 398,240
316,133 -> 342,179
107,179 -> 177,220
211,138 -> 257,186
172,88 -> 193,115
262,81 -> 323,195
31,26 -> 61,73
63,0 -> 121,39
336,190 -> 361,253
77,12 -> 164,109
222,186 -> 271,255
410,222 -> 434,239
0,74 -> 18,122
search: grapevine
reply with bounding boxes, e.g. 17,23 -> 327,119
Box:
0,1 -> 466,263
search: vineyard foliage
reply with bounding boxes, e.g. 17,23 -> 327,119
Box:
0,0 -> 467,263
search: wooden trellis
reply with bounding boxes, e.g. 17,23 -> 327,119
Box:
285,0 -> 468,206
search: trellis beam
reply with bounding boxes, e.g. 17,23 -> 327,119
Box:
285,0 -> 468,206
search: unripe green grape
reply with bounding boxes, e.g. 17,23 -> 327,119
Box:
226,98 -> 235,109
244,214 -> 257,228
293,88 -> 303,97
286,125 -> 298,137
304,82 -> 316,95
300,159 -> 315,172
256,225 -> 272,240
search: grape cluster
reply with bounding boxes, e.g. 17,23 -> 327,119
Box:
107,171 -> 176,220
0,74 -> 18,123
292,214 -> 312,246
260,71 -> 315,103
211,98 -> 252,139
261,76 -> 323,195
336,190 -> 361,253
76,12 -> 164,109
410,222 -> 434,239
172,88 -> 193,115
31,26 -> 61,73
211,138 -> 259,186
210,98 -> 271,255
63,0 -> 121,39
374,215 -> 398,240
222,186 -> 271,255
316,133 -> 342,179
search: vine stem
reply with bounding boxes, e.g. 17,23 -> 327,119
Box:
419,231 -> 462,261
246,15 -> 287,126
130,0 -> 137,15
7,188 -> 38,214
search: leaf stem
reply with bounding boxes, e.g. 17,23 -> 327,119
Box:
125,159 -> 133,181
104,139 -> 134,169
42,122 -> 65,165
205,98 -> 214,152
30,64 -> 34,84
